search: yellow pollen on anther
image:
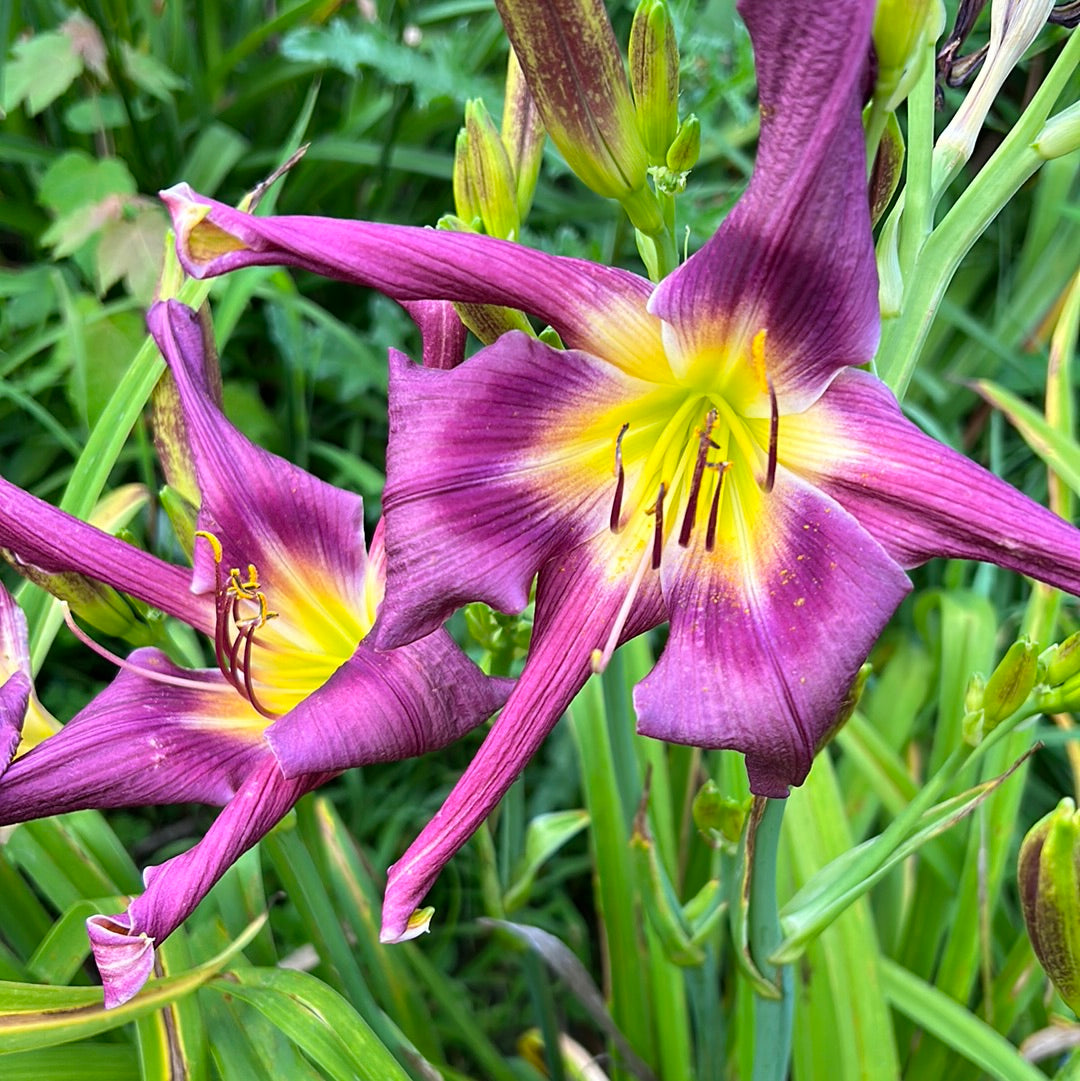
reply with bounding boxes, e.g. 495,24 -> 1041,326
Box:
751,328 -> 769,395
194,529 -> 223,563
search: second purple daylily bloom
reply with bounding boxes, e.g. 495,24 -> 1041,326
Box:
0,300 -> 507,1004
161,0 -> 1080,941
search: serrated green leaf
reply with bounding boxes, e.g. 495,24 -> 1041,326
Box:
96,204 -> 168,304
3,33 -> 82,116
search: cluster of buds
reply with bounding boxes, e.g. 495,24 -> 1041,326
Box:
871,0 -> 944,111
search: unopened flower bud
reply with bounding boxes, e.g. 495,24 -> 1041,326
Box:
869,110 -> 905,226
501,48 -> 546,221
692,779 -> 748,846
872,0 -> 944,109
1019,798 -> 1080,1014
665,114 -> 700,174
496,0 -> 650,201
1035,101 -> 1080,161
1046,631 -> 1080,687
629,0 -> 679,164
452,128 -> 482,227
983,637 -> 1038,725
464,99 -> 521,241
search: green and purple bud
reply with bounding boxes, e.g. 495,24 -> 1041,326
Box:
495,0 -> 662,233
1019,798 -> 1080,1014
501,47 -> 546,220
629,0 -> 680,164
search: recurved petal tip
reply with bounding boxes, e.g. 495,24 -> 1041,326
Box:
86,912 -> 156,1009
380,905 -> 434,944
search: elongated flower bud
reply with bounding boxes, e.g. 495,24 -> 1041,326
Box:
465,99 -> 521,241
982,637 -> 1038,725
1046,631 -> 1080,687
495,0 -> 654,216
665,113 -> 700,173
501,48 -> 546,220
872,0 -> 943,109
1019,799 -> 1080,1013
453,128 -> 482,227
629,0 -> 680,164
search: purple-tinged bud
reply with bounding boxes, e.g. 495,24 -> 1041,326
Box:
495,0 -> 657,225
629,0 -> 679,165
1019,798 -> 1080,1014
869,110 -> 905,226
501,48 -> 546,220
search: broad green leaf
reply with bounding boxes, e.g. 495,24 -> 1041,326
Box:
0,1044 -> 139,1080
207,968 -> 412,1081
26,898 -> 127,986
880,959 -> 1045,1081
120,42 -> 185,102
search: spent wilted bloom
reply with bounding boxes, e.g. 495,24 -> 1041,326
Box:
0,300 -> 507,1002
160,0 -> 1080,941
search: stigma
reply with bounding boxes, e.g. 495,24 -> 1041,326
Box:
196,531 -> 280,719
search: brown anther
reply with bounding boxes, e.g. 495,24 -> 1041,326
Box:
651,483 -> 666,570
610,423 -> 629,532
678,409 -> 718,547
705,462 -> 729,552
764,378 -> 778,494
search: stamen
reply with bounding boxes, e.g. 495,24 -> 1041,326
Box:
651,483 -> 666,570
61,604 -> 233,695
610,422 -> 629,532
705,462 -> 729,552
239,624 -> 279,720
678,409 -> 718,547
590,541 -> 654,674
764,378 -> 779,494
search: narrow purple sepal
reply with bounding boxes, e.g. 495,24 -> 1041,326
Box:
380,537 -> 663,941
399,300 -> 468,370
0,672 -> 29,777
89,757 -> 328,1007
0,476 -> 213,635
161,184 -> 662,371
0,650 -> 270,825
650,0 -> 879,412
796,370 -> 1080,596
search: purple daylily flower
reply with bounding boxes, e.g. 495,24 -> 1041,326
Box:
0,299 -> 508,1004
159,0 -> 1080,942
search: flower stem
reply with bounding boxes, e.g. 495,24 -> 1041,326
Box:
749,796 -> 793,1081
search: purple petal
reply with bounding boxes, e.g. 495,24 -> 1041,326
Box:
377,337 -> 648,647
400,300 -> 468,370
0,584 -> 33,774
785,369 -> 1080,594
147,302 -> 371,642
636,469 -> 909,796
0,649 -> 271,824
380,534 -> 662,942
650,0 -> 878,411
0,672 -> 29,778
266,630 -> 510,775
0,476 -> 213,635
161,184 -> 664,376
88,757 -> 327,1008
